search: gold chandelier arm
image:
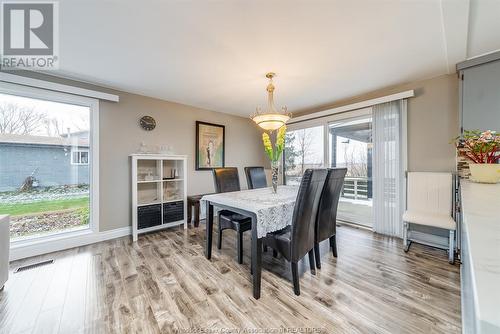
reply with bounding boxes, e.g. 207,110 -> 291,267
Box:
267,81 -> 277,113
266,72 -> 277,113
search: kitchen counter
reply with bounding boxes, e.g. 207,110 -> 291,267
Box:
460,181 -> 500,334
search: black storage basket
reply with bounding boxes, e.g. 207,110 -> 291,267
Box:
163,200 -> 184,223
137,204 -> 162,229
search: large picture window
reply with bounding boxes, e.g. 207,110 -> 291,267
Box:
0,83 -> 98,242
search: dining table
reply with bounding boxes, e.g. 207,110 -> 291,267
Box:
202,185 -> 299,299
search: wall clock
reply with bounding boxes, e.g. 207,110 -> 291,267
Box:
139,116 -> 156,131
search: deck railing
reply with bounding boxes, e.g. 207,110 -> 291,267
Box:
286,174 -> 372,200
342,177 -> 371,200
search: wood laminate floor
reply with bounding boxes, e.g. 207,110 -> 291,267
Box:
0,223 -> 461,334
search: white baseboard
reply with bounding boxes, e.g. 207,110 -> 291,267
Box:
9,227 -> 132,262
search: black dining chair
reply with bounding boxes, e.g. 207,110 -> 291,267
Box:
262,169 -> 328,295
244,166 -> 268,189
314,168 -> 347,269
212,167 -> 251,264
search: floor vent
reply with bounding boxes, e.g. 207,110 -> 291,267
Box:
14,259 -> 54,273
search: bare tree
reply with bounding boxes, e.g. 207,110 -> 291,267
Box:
295,129 -> 316,175
43,117 -> 64,137
342,143 -> 368,177
0,102 -> 47,135
72,114 -> 89,132
284,132 -> 298,171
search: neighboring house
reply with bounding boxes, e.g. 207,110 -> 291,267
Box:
0,132 -> 89,192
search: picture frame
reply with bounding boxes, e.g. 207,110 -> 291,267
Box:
195,121 -> 225,170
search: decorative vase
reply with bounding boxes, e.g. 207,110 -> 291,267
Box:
468,163 -> 500,183
271,160 -> 279,193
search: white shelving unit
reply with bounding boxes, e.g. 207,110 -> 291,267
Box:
131,154 -> 187,242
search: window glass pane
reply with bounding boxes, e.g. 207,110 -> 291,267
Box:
284,125 -> 324,185
72,151 -> 80,164
80,151 -> 89,164
0,92 -> 91,240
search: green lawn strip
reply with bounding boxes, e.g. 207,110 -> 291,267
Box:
0,197 -> 89,216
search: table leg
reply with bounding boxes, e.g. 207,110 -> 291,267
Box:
187,200 -> 192,225
194,202 -> 200,227
205,202 -> 213,259
251,215 -> 262,299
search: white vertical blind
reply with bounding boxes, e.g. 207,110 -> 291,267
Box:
372,100 -> 407,237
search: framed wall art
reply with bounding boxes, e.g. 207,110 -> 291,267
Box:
195,121 -> 225,170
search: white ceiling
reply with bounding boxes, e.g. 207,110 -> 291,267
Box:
50,0 -> 500,116
467,0 -> 500,57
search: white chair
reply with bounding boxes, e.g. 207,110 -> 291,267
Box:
402,172 -> 456,264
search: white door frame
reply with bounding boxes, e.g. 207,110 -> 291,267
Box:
0,82 -> 100,249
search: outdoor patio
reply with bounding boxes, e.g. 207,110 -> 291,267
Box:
337,197 -> 373,227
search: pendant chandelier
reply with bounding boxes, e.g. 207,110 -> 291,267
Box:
251,72 -> 290,131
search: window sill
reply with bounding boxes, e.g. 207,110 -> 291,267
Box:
9,226 -> 131,261
10,227 -> 94,249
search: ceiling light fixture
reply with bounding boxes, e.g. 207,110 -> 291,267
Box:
251,72 -> 290,131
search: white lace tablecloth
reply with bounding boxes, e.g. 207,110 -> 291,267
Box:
201,185 -> 299,238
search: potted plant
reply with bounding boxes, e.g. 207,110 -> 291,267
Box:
455,130 -> 500,183
262,126 -> 286,193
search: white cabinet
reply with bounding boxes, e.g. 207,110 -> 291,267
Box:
130,154 -> 187,242
457,51 -> 500,133
460,181 -> 500,334
0,215 -> 9,290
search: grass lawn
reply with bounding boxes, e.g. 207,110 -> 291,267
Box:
0,197 -> 89,216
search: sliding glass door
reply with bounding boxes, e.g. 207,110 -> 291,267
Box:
284,109 -> 373,227
329,115 -> 373,227
0,86 -> 96,241
284,104 -> 407,231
